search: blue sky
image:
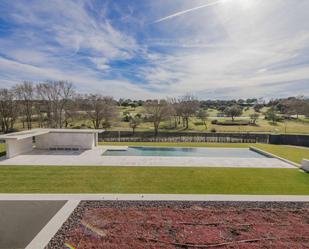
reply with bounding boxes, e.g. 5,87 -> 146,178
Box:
0,0 -> 309,99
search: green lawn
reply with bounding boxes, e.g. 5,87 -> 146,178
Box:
0,166 -> 308,194
254,144 -> 309,164
100,142 -> 309,164
0,143 -> 5,157
0,142 -> 308,194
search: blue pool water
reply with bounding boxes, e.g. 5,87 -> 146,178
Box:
102,147 -> 269,158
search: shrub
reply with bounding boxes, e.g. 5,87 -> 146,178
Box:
216,120 -> 249,126
210,128 -> 217,133
211,119 -> 218,124
194,121 -> 204,126
122,115 -> 131,122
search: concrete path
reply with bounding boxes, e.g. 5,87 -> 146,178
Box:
25,200 -> 79,249
1,194 -> 309,202
0,200 -> 66,249
0,147 -> 295,168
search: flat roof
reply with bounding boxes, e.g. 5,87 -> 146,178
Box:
0,128 -> 105,140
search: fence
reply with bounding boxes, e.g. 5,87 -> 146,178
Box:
269,134 -> 309,147
99,131 -> 269,144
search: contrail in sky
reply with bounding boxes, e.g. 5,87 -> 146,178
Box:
153,0 -> 222,23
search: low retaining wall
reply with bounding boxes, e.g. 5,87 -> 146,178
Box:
250,146 -> 299,167
269,134 -> 309,147
301,159 -> 309,172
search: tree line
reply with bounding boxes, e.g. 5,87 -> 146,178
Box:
0,81 -> 308,134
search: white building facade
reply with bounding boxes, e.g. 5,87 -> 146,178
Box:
0,129 -> 104,158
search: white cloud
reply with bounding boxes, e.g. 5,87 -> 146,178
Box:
144,0 -> 309,98
0,0 -> 308,99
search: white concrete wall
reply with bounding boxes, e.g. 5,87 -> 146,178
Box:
6,138 -> 33,158
301,159 -> 309,172
35,132 -> 95,150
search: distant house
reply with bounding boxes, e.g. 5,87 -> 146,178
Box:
0,128 -> 104,158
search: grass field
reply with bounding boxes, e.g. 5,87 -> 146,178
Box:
13,106 -> 309,134
100,142 -> 309,164
0,166 -> 308,194
104,106 -> 309,134
254,144 -> 309,164
106,117 -> 309,134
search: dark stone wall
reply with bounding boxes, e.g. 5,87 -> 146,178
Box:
269,134 -> 309,147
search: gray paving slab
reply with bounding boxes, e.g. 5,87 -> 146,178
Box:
0,201 -> 66,249
1,194 -> 309,202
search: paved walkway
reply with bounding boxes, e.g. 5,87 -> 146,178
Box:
0,147 -> 295,168
0,200 -> 65,249
1,194 -> 309,202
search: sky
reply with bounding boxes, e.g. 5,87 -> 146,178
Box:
0,0 -> 309,100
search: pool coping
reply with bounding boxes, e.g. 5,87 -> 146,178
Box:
249,146 -> 300,168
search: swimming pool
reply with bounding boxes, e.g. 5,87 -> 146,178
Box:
102,147 -> 270,158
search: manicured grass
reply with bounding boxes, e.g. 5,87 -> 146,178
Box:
99,142 -> 253,148
0,166 -> 308,194
254,144 -> 309,164
0,143 -> 5,157
100,142 -> 309,164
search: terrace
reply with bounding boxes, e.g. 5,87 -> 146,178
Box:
0,134 -> 308,249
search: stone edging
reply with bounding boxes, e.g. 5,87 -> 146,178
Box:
249,146 -> 300,168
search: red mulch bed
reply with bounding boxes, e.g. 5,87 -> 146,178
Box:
62,204 -> 309,249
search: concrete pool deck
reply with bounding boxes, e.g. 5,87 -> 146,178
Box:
0,146 -> 296,168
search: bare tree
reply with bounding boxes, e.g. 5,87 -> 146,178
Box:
178,95 -> 200,129
34,100 -> 47,128
0,88 -> 18,133
145,100 -> 171,136
283,97 -> 307,119
36,81 -> 74,128
167,97 -> 180,128
14,81 -> 35,129
84,94 -> 117,129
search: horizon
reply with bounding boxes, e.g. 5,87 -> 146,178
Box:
0,0 -> 309,99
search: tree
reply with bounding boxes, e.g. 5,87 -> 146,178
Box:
249,112 -> 260,125
253,104 -> 263,112
84,94 -> 117,129
166,97 -> 180,128
196,109 -> 209,129
178,95 -> 200,129
36,81 -> 75,128
224,105 -> 243,121
144,100 -> 171,136
283,97 -> 307,119
265,108 -> 279,124
129,115 -> 141,134
0,88 -> 18,133
14,81 -> 35,129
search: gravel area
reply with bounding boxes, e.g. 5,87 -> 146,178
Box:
46,201 -> 309,249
